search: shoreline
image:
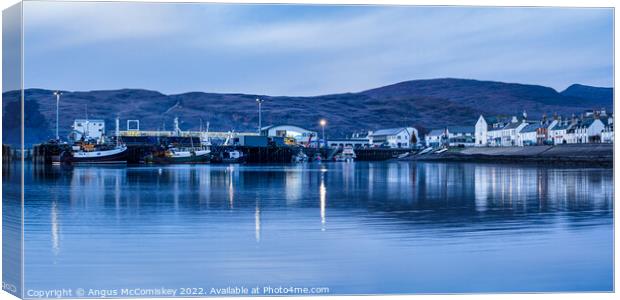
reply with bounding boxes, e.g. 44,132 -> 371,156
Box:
406,144 -> 613,168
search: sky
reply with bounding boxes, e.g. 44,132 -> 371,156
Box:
22,1 -> 613,96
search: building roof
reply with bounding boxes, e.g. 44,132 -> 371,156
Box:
370,127 -> 410,137
482,115 -> 508,124
427,129 -> 445,137
74,119 -> 104,122
551,121 -> 572,130
482,116 -> 510,130
599,116 -> 611,126
575,118 -> 604,128
447,126 -> 474,134
520,123 -> 542,133
503,121 -> 526,130
260,124 -> 314,132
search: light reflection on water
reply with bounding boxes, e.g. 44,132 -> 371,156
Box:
15,162 -> 614,294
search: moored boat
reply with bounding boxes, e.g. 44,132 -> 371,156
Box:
334,145 -> 356,162
145,147 -> 211,164
62,144 -> 128,164
211,149 -> 245,164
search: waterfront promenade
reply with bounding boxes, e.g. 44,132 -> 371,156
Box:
411,144 -> 613,166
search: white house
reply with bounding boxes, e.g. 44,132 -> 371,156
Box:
260,125 -> 318,146
368,127 -> 419,148
474,115 -> 488,147
601,126 -> 614,143
476,110 -> 612,147
497,116 -> 528,146
446,126 -> 475,147
475,115 -> 513,147
601,116 -> 614,143
549,120 -> 573,145
425,129 -> 446,148
572,118 -> 605,143
518,123 -> 542,146
486,128 -> 503,147
72,119 -> 105,141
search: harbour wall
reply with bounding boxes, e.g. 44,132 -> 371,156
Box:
411,144 -> 613,167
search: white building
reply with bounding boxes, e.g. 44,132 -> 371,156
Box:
72,119 -> 105,141
601,127 -> 614,143
425,129 -> 446,148
328,137 -> 370,148
572,118 -> 605,143
548,120 -> 572,145
601,117 -> 614,143
497,116 -> 528,147
478,110 -> 612,146
486,128 -> 503,147
260,125 -> 318,146
368,127 -> 419,148
475,115 -> 513,147
446,126 -> 475,147
518,123 -> 542,146
474,115 -> 488,147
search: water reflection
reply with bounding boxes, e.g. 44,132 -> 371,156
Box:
28,162 -> 613,224
21,162 -> 613,293
320,171 -> 327,231
50,201 -> 60,257
255,199 -> 261,243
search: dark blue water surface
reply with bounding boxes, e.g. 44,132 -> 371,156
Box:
17,162 -> 613,295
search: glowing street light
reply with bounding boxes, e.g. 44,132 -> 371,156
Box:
319,119 -> 327,148
256,98 -> 264,133
53,90 -> 62,141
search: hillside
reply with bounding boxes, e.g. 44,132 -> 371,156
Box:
560,84 -> 613,107
2,78 -> 613,146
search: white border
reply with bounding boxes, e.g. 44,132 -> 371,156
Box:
0,1 -> 616,300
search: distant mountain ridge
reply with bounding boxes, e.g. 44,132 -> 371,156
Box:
2,78 -> 613,146
560,83 -> 613,104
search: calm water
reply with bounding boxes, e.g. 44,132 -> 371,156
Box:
10,162 -> 615,295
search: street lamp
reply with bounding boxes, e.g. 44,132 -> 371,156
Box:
256,98 -> 264,133
319,119 -> 327,148
53,90 -> 62,141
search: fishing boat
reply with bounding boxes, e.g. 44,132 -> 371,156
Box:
221,149 -> 245,163
146,147 -> 211,164
211,149 -> 245,164
334,145 -> 356,162
62,143 -> 128,164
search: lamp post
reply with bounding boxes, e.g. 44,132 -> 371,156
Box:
53,90 -> 62,141
256,98 -> 264,133
319,119 -> 327,148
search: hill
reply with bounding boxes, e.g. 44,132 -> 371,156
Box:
560,84 -> 613,107
2,78 -> 613,146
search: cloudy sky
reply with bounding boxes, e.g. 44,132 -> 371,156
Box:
23,1 -> 613,96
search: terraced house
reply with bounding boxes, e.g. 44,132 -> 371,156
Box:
473,109 -> 612,147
